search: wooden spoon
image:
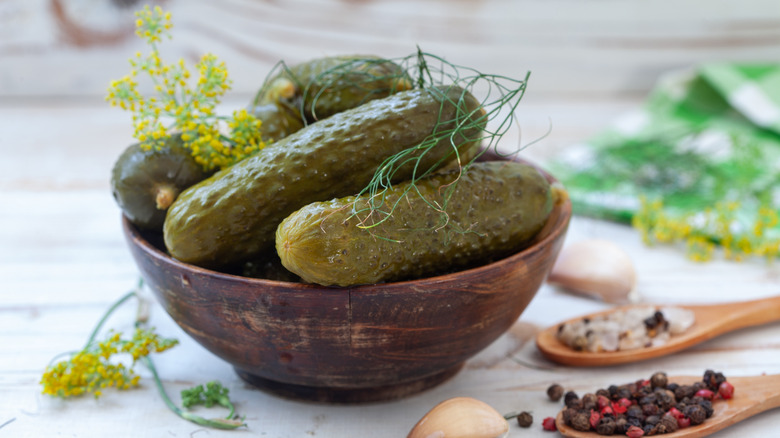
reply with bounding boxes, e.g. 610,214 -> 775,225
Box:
536,296 -> 780,366
556,374 -> 780,437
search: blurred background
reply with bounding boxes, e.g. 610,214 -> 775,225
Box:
3,0 -> 780,99
3,0 -> 779,188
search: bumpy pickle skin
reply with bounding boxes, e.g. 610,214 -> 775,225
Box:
163,85 -> 485,269
249,55 -> 411,140
111,134 -> 212,231
276,161 -> 554,286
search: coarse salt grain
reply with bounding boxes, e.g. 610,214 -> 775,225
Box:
557,306 -> 695,352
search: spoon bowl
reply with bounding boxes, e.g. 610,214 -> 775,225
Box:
536,296 -> 780,366
556,374 -> 780,437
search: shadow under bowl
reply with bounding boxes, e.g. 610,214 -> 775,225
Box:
122,156 -> 571,403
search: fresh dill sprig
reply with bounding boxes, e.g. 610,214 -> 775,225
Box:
106,6 -> 266,172
345,48 -> 532,231
40,279 -> 246,430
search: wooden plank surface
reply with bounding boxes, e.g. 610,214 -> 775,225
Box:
2,0 -> 780,436
2,0 -> 780,98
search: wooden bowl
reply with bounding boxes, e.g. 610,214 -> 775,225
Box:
122,155 -> 571,403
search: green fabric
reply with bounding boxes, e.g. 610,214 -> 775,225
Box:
551,63 -> 780,248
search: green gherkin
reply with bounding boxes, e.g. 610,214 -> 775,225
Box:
111,134 -> 212,231
276,161 -> 555,286
164,85 -> 485,269
249,55 -> 411,140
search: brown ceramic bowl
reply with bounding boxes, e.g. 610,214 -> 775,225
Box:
122,153 -> 571,403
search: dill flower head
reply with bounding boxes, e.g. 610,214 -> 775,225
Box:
106,7 -> 266,171
40,328 -> 178,399
632,197 -> 780,262
135,5 -> 172,44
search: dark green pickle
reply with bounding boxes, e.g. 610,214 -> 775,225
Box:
164,85 -> 485,268
249,55 -> 411,140
276,161 -> 555,287
111,134 -> 211,231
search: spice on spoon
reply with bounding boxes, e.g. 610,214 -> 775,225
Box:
556,306 -> 695,353
559,370 -> 733,435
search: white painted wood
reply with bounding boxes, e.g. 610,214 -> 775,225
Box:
2,0 -> 780,98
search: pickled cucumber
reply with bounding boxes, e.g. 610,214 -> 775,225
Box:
276,161 -> 554,286
111,134 -> 212,231
164,85 -> 485,268
249,55 -> 411,140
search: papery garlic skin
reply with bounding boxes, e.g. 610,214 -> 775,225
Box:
407,397 -> 509,438
547,239 -> 638,303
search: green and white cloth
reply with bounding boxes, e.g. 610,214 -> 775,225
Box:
551,64 -> 780,258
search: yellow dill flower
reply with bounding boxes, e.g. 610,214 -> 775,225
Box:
633,198 -> 779,263
134,5 -> 172,45
108,6 -> 266,171
41,328 -> 177,399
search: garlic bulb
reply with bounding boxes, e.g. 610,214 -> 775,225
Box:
407,397 -> 509,438
547,239 -> 638,303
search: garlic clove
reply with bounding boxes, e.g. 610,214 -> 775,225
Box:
547,239 -> 638,303
407,397 -> 509,438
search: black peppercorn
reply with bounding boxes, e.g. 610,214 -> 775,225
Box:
562,407 -> 578,424
596,416 -> 616,435
516,411 -> 533,428
626,405 -> 644,420
703,369 -> 727,391
639,393 -> 658,406
581,393 -> 598,411
655,415 -> 679,434
626,416 -> 643,429
655,389 -> 676,411
616,386 -> 632,400
650,371 -> 668,389
642,403 -> 661,417
547,383 -> 564,402
596,388 -> 610,398
645,415 -> 661,426
674,384 -> 696,400
571,412 -> 591,432
697,399 -> 714,418
564,390 -> 580,408
666,382 -> 679,392
613,416 -> 627,428
684,404 -> 707,425
614,416 -> 628,434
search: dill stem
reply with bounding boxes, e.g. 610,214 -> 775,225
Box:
83,278 -> 143,349
141,355 -> 245,430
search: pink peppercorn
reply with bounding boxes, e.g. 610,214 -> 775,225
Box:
612,398 -> 631,414
542,416 -> 557,431
718,381 -> 735,399
677,416 -> 691,429
589,410 -> 601,429
626,425 -> 645,437
695,389 -> 715,400
666,407 -> 684,419
597,395 -> 611,410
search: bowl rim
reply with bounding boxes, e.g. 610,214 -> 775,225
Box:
123,162 -> 572,291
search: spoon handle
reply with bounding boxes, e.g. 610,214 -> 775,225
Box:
690,295 -> 780,336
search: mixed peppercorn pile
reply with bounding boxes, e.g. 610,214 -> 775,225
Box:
559,370 -> 734,436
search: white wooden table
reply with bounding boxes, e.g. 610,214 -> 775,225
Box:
3,1 -> 780,436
